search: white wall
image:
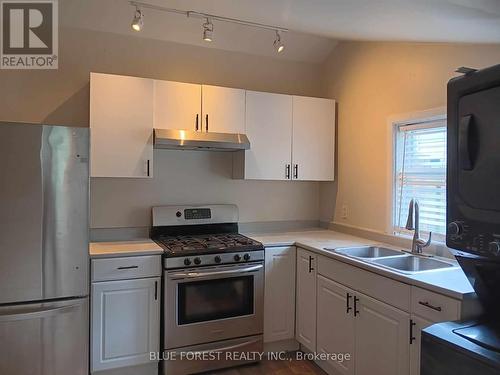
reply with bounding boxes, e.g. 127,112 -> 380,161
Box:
320,42 -> 500,233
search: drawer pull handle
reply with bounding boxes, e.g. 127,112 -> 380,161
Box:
418,301 -> 442,312
117,265 -> 139,270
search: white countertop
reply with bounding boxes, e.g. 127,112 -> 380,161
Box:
245,229 -> 476,300
89,239 -> 163,258
89,228 -> 475,300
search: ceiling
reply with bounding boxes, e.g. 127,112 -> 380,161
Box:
60,0 -> 500,63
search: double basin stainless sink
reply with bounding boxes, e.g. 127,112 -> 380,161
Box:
325,246 -> 457,274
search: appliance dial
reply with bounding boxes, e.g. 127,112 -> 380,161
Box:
488,241 -> 500,256
447,221 -> 462,236
234,254 -> 241,262
194,257 -> 202,265
214,256 -> 222,263
176,211 -> 182,218
184,258 -> 191,266
243,253 -> 250,261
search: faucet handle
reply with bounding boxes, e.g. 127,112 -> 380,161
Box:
421,232 -> 432,248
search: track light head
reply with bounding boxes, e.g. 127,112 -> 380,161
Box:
273,31 -> 284,53
203,18 -> 214,42
131,7 -> 144,31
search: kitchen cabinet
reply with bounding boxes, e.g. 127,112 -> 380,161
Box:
233,92 -> 335,181
201,85 -> 246,134
355,293 -> 410,375
317,276 -> 355,375
90,73 -> 154,178
317,273 -> 409,375
410,315 -> 433,375
236,91 -> 293,180
264,246 -> 296,343
154,80 -> 201,132
91,255 -> 161,374
292,96 -> 335,181
295,248 -> 317,352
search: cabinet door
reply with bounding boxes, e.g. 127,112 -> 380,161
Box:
154,80 -> 202,132
410,315 -> 433,375
91,277 -> 160,372
264,246 -> 296,343
292,96 -> 335,181
243,91 -> 293,180
295,248 -> 317,352
90,73 -> 154,178
202,85 -> 245,134
355,293 -> 410,375
317,276 -> 355,375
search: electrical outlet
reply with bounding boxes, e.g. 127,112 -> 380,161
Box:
342,204 -> 348,219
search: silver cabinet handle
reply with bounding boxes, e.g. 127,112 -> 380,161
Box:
285,164 -> 291,179
117,265 -> 138,270
293,164 -> 298,179
418,301 -> 442,312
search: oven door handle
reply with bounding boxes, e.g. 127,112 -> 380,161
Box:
168,264 -> 263,279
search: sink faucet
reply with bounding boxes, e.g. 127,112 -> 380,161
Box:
405,199 -> 432,254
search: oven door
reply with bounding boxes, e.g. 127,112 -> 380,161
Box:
164,262 -> 264,349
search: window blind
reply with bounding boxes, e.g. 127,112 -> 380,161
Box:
394,120 -> 447,236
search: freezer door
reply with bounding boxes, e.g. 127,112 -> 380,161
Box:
0,297 -> 89,375
0,123 -> 89,304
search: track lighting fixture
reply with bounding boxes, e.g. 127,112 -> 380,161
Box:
131,6 -> 144,31
203,18 -> 214,42
273,31 -> 285,53
128,1 -> 289,51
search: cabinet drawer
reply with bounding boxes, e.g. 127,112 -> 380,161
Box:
92,255 -> 161,282
411,286 -> 460,322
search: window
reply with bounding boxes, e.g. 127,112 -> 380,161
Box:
393,118 -> 447,238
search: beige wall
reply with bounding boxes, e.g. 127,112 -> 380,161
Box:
320,42 -> 500,233
0,27 -> 325,228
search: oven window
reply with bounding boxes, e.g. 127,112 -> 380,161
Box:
177,275 -> 254,325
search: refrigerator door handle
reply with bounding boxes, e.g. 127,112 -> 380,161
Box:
0,301 -> 80,322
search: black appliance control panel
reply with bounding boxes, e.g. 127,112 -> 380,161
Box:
447,219 -> 500,258
184,208 -> 211,220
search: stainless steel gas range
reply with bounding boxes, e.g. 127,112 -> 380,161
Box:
151,205 -> 265,375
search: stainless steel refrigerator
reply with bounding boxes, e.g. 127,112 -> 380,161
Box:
0,122 -> 89,375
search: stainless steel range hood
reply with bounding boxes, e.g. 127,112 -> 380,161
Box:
154,129 -> 250,151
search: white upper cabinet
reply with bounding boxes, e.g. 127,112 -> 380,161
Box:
292,96 -> 335,181
202,85 -> 246,134
240,91 -> 293,180
90,73 -> 154,178
154,80 -> 201,132
233,92 -> 335,181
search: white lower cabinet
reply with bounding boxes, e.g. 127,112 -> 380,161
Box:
264,246 -> 296,343
355,294 -> 410,375
296,248 -> 317,352
410,315 -> 433,375
91,275 -> 160,373
317,276 -> 355,375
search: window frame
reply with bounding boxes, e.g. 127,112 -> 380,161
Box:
386,108 -> 447,242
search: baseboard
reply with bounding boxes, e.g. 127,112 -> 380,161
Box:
92,362 -> 158,375
263,339 -> 299,353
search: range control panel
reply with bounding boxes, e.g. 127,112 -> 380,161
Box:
183,208 -> 211,220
